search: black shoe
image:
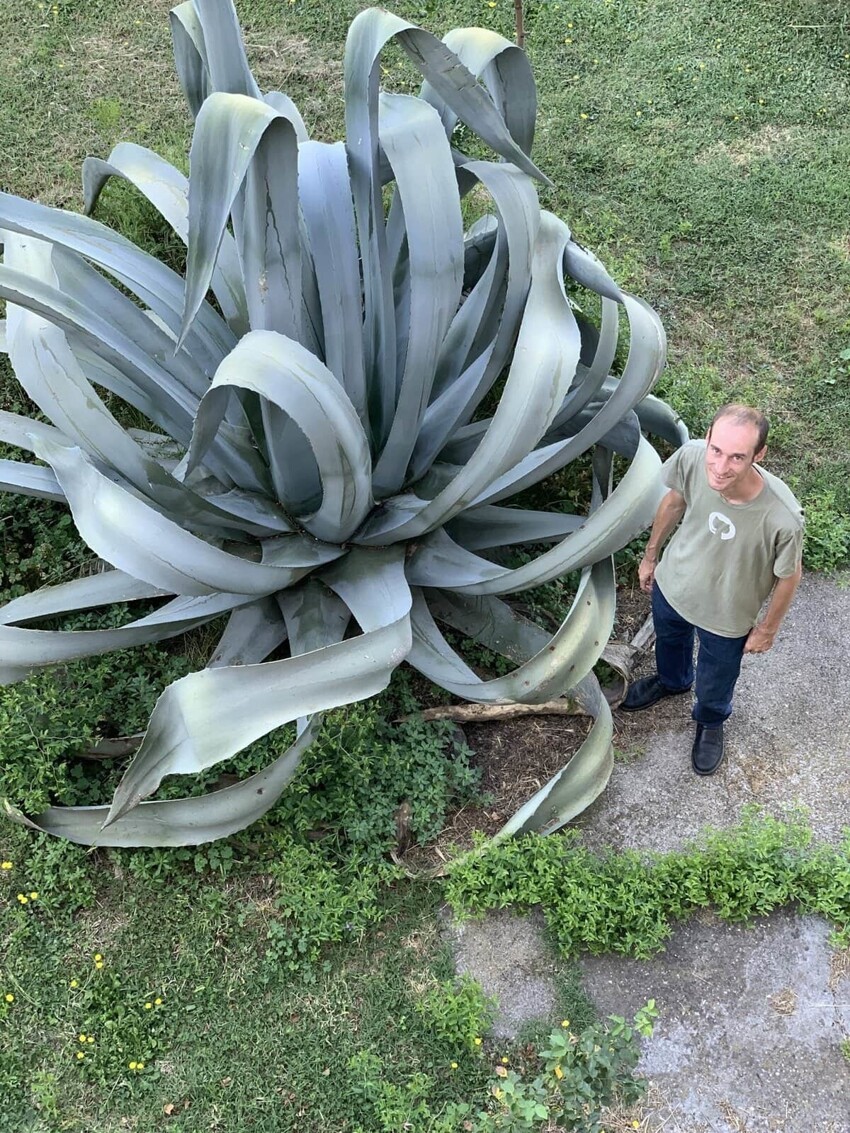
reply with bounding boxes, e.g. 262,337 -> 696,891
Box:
620,675 -> 692,712
692,723 -> 724,775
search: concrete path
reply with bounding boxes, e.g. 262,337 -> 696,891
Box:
451,573 -> 850,1132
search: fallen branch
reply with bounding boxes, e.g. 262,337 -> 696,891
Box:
398,700 -> 582,724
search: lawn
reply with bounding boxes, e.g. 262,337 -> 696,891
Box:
1,0 -> 849,1129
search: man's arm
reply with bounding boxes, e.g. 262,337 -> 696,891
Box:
639,489 -> 686,593
744,565 -> 803,653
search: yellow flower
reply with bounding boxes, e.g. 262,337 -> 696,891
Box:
144,1002 -> 153,1010
579,113 -> 588,120
488,1 -> 496,6
16,893 -> 28,904
137,1062 -> 145,1070
95,961 -> 104,970
567,21 -> 573,27
632,1123 -> 641,1130
1,861 -> 12,870
758,98 -> 765,104
450,1061 -> 458,1070
561,1019 -> 570,1028
129,1061 -> 137,1070
4,993 -> 13,1003
699,62 -> 705,70
155,997 -> 163,1006
69,979 -> 78,989
473,1037 -> 482,1046
29,892 -> 38,900
87,1036 -> 95,1044
554,1065 -> 564,1079
76,1051 -> 85,1061
636,111 -> 642,117
564,37 -> 572,44
79,1034 -> 87,1043
501,1056 -> 509,1064
93,954 -> 102,962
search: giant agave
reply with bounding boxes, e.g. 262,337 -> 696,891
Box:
0,0 -> 686,847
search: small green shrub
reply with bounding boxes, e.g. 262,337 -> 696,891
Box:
446,810 -> 850,958
414,975 -> 497,1053
476,1003 -> 657,1133
259,840 -> 391,973
801,490 -> 850,572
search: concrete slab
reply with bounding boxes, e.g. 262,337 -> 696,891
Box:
447,573 -> 850,1132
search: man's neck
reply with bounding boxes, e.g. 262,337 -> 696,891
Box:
721,466 -> 764,504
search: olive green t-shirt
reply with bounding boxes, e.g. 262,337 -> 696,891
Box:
654,440 -> 804,637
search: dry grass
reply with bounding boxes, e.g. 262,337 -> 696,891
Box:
696,125 -> 807,168
767,987 -> 798,1016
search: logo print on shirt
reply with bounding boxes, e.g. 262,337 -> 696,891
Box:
708,511 -> 736,541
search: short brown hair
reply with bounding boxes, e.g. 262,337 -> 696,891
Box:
709,404 -> 769,454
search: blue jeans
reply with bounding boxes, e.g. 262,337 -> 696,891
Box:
652,583 -> 748,726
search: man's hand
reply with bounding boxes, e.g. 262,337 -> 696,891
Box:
744,623 -> 776,653
638,555 -> 657,594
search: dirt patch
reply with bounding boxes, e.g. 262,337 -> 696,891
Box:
399,713 -> 593,872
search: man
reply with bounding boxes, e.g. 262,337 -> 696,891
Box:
621,404 -> 804,775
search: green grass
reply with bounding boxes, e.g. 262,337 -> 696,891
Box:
1,0 -> 850,1127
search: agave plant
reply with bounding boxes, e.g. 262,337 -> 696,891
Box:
0,0 -> 686,847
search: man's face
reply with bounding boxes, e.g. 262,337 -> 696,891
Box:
704,417 -> 766,495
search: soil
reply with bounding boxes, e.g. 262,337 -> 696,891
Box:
397,585 -> 650,873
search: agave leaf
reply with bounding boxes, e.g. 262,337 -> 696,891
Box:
298,141 -> 367,421
82,142 -> 248,334
546,297 -> 621,434
420,26 -> 537,156
410,159 -> 540,479
169,1 -> 210,117
238,117 -> 302,339
104,547 -> 411,825
0,459 -> 63,502
371,94 -> 464,496
32,436 -> 343,597
0,570 -> 168,627
408,435 -> 664,594
278,579 -> 351,658
0,263 -> 197,442
498,674 -> 614,836
188,331 -> 372,543
0,409 -> 66,453
446,505 -> 584,551
344,7 -> 548,444
633,389 -> 690,446
0,192 -> 236,366
278,579 -> 353,736
264,92 -> 309,142
4,253 -> 262,538
407,557 -> 614,703
473,293 -> 666,505
182,92 -> 301,346
345,11 -> 548,183
207,596 -> 288,668
193,0 -> 261,99
426,588 -> 552,663
562,240 -> 623,302
0,318 -> 6,351
0,591 -> 251,686
355,212 -> 578,545
9,717 -> 323,847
